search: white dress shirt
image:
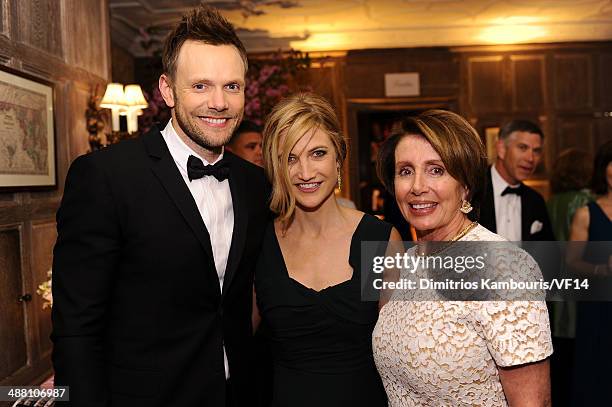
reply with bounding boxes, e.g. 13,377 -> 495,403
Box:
491,165 -> 522,241
161,119 -> 233,378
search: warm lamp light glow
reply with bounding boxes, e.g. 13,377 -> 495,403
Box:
99,83 -> 148,134
123,85 -> 148,134
479,25 -> 547,44
290,32 -> 350,52
100,83 -> 125,108
479,16 -> 547,44
100,83 -> 126,132
123,85 -> 148,109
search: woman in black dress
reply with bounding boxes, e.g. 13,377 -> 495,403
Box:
568,140 -> 612,405
254,92 -> 400,407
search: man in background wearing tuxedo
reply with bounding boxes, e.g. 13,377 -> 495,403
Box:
226,120 -> 264,167
480,120 -> 555,241
52,6 -> 269,407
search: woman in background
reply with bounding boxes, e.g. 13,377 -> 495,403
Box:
568,140 -> 612,406
373,110 -> 552,406
254,92 -> 399,407
546,148 -> 592,407
548,148 -> 593,241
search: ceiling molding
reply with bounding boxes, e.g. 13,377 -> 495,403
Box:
109,0 -> 612,56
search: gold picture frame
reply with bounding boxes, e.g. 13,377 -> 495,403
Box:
0,66 -> 56,189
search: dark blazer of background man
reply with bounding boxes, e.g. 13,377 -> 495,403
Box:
479,120 -> 555,241
51,6 -> 269,407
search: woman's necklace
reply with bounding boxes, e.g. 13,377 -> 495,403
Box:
417,221 -> 478,257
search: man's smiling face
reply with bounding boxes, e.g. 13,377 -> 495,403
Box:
163,41 -> 246,151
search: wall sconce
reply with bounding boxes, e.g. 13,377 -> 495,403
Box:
100,83 -> 148,134
99,83 -> 125,131
122,85 -> 148,133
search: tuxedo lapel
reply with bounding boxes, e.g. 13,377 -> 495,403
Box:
143,129 -> 216,264
222,153 -> 249,298
480,169 -> 497,233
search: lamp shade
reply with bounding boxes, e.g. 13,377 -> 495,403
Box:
100,83 -> 125,108
123,84 -> 148,109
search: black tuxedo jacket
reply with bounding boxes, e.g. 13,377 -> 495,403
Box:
52,127 -> 270,407
479,166 -> 555,241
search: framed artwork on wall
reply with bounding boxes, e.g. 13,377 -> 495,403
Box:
0,66 -> 56,189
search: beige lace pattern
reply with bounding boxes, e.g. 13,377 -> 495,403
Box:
372,225 -> 553,406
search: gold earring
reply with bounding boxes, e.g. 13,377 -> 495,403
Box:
459,200 -> 473,214
337,171 -> 342,191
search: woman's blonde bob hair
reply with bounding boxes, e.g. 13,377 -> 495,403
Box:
262,92 -> 347,223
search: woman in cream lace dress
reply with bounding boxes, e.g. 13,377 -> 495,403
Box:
372,110 -> 553,406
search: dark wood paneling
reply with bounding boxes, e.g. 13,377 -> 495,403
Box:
553,54 -> 593,109
511,55 -> 546,111
345,64 -> 389,98
64,0 -> 109,79
600,53 -> 612,108
597,118 -> 612,148
467,56 -> 506,113
0,0 -> 6,37
30,221 -> 56,357
111,41 -> 135,84
555,116 -> 595,158
16,0 -> 62,57
0,0 -> 110,386
345,49 -> 459,99
0,227 -> 27,379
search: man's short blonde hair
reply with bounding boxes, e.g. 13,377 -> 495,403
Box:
262,93 -> 347,223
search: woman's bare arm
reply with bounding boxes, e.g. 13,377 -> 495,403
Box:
498,359 -> 551,407
379,227 -> 404,309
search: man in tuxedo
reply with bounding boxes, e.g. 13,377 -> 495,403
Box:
479,120 -> 555,241
52,6 -> 269,407
226,120 -> 264,167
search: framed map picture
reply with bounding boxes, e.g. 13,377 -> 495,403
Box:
0,66 -> 56,188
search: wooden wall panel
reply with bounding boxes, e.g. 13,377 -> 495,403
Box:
30,221 -> 56,357
0,227 -> 27,379
597,118 -> 612,148
600,53 -> 612,109
70,82 -> 95,158
345,49 -> 459,99
345,64 -> 390,98
63,0 -> 110,79
111,41 -> 135,84
467,56 -> 506,113
511,55 -> 546,111
553,54 -> 593,110
0,0 -> 110,386
555,116 -> 595,157
16,0 -> 62,57
0,0 -> 6,37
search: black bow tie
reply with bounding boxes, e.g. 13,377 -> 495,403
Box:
501,185 -> 524,196
187,155 -> 230,182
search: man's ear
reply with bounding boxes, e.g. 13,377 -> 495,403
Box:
159,74 -> 175,108
496,138 -> 506,161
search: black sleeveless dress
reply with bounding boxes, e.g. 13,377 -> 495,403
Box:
572,202 -> 612,405
255,214 -> 391,407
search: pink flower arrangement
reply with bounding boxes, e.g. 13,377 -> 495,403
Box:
244,50 -> 311,125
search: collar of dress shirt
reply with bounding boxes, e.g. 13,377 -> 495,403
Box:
491,164 -> 521,198
161,119 -> 225,175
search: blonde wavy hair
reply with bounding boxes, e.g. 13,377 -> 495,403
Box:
262,93 -> 347,224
